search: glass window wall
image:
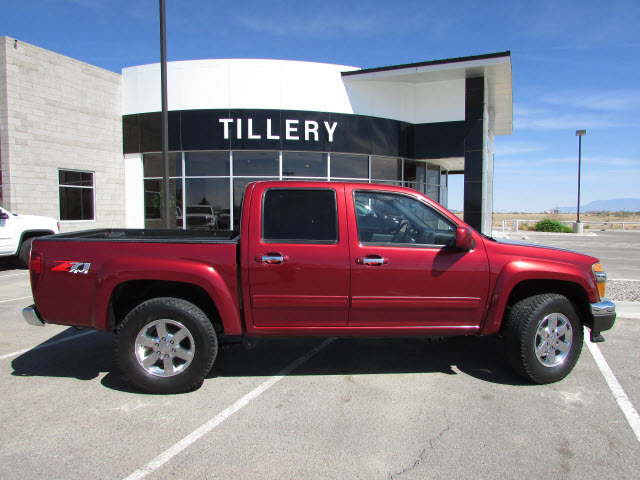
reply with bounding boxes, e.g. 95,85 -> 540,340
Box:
142,151 -> 448,230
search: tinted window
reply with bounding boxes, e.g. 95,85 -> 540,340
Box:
354,191 -> 455,246
59,170 -> 95,221
263,189 -> 337,243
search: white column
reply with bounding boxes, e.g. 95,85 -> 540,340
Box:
124,153 -> 144,228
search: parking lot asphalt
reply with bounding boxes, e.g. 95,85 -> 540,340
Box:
499,230 -> 640,281
1,236 -> 639,479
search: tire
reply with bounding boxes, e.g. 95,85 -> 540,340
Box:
503,293 -> 583,384
18,237 -> 34,268
115,297 -> 218,394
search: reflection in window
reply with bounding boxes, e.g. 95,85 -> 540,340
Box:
282,152 -> 327,178
354,191 -> 455,246
233,151 -> 279,176
144,179 -> 181,229
404,160 -> 426,184
59,170 -> 95,221
185,151 -> 229,177
330,153 -> 368,179
185,178 -> 230,229
233,178 -> 262,230
143,153 -> 182,177
371,157 -> 402,181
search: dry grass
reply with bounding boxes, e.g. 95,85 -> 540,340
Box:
492,212 -> 640,231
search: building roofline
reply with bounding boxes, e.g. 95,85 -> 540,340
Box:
341,51 -> 511,77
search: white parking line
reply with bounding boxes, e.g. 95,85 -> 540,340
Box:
123,337 -> 335,480
0,296 -> 32,304
585,329 -> 640,444
0,272 -> 29,278
0,330 -> 96,361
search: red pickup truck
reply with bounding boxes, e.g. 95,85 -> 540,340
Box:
22,181 -> 616,394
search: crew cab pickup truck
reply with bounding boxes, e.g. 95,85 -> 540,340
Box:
0,206 -> 59,267
22,182 -> 616,394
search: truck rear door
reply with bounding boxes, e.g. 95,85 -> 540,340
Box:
346,185 -> 490,330
246,182 -> 350,327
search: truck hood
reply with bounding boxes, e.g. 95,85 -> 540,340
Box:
484,236 -> 599,267
494,237 -> 578,255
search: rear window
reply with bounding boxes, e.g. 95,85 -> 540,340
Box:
262,189 -> 338,243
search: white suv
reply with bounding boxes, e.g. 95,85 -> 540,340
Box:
0,206 -> 59,267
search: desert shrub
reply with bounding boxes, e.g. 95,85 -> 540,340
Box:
533,219 -> 573,233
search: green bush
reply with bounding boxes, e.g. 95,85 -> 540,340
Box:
533,219 -> 573,233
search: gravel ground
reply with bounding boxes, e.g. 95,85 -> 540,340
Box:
606,280 -> 640,302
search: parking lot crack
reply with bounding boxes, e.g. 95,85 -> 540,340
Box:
389,411 -> 451,479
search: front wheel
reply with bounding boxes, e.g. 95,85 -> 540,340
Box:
503,293 -> 583,384
115,297 -> 218,394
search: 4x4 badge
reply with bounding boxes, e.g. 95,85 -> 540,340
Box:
51,261 -> 91,274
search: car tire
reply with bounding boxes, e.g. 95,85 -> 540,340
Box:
503,293 -> 583,384
18,237 -> 34,268
115,297 -> 218,394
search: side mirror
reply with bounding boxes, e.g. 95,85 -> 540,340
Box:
0,211 -> 9,220
455,227 -> 474,251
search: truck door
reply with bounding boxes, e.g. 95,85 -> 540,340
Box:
346,186 -> 490,329
246,183 -> 350,327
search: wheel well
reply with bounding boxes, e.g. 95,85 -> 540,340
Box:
20,230 -> 55,245
503,279 -> 592,328
108,280 -> 223,333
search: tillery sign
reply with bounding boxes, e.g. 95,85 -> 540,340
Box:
219,118 -> 338,142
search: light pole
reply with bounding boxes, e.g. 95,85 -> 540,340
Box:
575,129 -> 586,233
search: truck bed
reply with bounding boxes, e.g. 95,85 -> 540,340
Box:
38,228 -> 240,243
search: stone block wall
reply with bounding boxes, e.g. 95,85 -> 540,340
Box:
0,37 -> 123,231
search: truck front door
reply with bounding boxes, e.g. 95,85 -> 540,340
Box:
346,186 -> 490,330
247,183 -> 350,328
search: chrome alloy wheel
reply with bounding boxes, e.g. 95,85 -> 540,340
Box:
534,313 -> 573,368
135,319 -> 195,377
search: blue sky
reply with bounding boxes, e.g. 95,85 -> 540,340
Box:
2,0 -> 639,212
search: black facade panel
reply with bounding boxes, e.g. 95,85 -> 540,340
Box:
465,77 -> 485,120
463,210 -> 482,230
369,117 -> 401,157
168,111 -> 181,151
228,109 -> 283,151
123,114 -> 140,154
463,181 -> 483,214
399,122 -> 414,158
279,110 -> 330,152
414,122 -> 465,159
181,109 -> 230,151
464,119 -> 484,152
463,151 -> 484,182
124,109 -> 468,163
328,113 -> 375,155
139,112 -> 162,153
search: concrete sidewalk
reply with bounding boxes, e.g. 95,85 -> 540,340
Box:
615,301 -> 640,319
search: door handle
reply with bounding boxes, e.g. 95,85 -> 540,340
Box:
356,255 -> 389,266
254,253 -> 290,264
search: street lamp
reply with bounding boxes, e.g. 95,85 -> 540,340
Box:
575,129 -> 586,232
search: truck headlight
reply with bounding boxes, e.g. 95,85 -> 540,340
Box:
592,263 -> 607,299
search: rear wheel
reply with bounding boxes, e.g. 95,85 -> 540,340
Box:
115,297 -> 218,394
503,293 -> 583,384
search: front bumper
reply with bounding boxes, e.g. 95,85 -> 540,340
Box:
589,298 -> 616,343
22,305 -> 45,327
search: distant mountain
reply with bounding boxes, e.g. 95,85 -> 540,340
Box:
556,198 -> 640,213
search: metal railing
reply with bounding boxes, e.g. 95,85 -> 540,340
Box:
501,219 -> 640,233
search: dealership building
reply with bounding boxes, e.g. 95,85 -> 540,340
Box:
0,37 -> 512,233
